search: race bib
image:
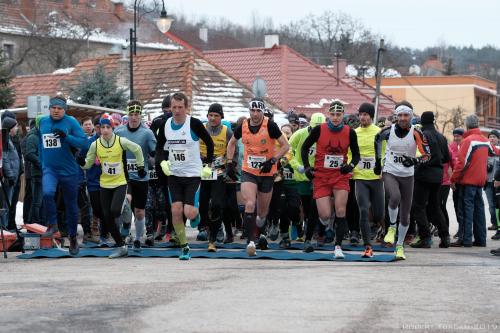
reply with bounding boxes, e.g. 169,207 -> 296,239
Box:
324,155 -> 343,169
42,134 -> 61,149
126,159 -> 138,172
358,157 -> 376,170
149,168 -> 158,180
247,155 -> 266,169
102,162 -> 123,176
392,152 -> 405,164
170,149 -> 188,162
283,169 -> 294,180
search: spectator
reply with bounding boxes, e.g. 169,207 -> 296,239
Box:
24,116 -> 44,225
1,117 -> 20,230
486,130 -> 500,232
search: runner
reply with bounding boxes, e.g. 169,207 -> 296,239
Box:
301,100 -> 360,259
156,92 -> 214,260
39,96 -> 88,256
352,103 -> 384,258
199,103 -> 233,252
375,102 -> 430,260
288,112 -> 325,253
114,100 -> 157,251
226,98 -> 290,256
81,114 -> 146,258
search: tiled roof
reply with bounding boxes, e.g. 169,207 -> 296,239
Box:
165,28 -> 249,52
10,50 -> 279,118
10,73 -> 67,108
205,45 -> 396,117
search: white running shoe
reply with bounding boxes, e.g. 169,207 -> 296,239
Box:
334,245 -> 345,259
246,241 -> 257,256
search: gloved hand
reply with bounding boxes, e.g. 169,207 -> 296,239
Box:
202,157 -> 213,165
201,165 -> 213,179
304,167 -> 314,180
374,159 -> 382,175
297,165 -> 305,174
160,160 -> 172,176
8,178 -> 15,186
137,166 -> 147,178
402,155 -> 418,168
53,129 -> 67,139
260,158 -> 276,174
226,161 -> 237,181
76,155 -> 86,167
340,163 -> 354,175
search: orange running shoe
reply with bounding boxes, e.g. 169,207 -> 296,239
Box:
362,245 -> 373,258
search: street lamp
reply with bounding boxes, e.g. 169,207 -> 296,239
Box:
129,0 -> 174,99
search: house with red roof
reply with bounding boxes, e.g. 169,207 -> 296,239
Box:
204,39 -> 396,118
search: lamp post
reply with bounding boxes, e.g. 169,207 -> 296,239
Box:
129,0 -> 174,99
334,51 -> 342,86
373,39 -> 386,121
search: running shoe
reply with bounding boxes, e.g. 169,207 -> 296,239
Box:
325,228 -> 334,243
384,226 -> 397,245
395,245 -> 406,260
179,245 -> 191,260
216,225 -> 225,243
439,236 -> 450,248
133,240 -> 141,252
279,236 -> 291,249
269,223 -> 279,241
303,240 -> 314,253
410,237 -> 432,248
145,235 -> 154,247
491,230 -> 500,240
362,245 -> 373,258
257,234 -> 268,250
109,245 -> 128,259
334,245 -> 345,259
69,235 -> 79,256
289,225 -> 298,240
196,230 -> 208,242
410,235 -> 421,246
246,241 -> 257,256
208,242 -> 217,252
190,214 -> 201,228
350,231 -> 360,245
155,223 -> 167,241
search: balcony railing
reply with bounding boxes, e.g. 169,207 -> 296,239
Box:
484,116 -> 500,130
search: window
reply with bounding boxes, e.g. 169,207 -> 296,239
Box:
2,44 -> 14,60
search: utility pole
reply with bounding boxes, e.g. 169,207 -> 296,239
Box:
374,39 -> 386,121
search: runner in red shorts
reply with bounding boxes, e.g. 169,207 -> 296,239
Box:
301,100 -> 360,259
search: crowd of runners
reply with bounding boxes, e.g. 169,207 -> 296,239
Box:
2,92 -> 500,259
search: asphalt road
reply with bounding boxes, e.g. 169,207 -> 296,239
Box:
1,202 -> 499,333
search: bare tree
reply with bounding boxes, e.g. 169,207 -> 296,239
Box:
436,106 -> 466,134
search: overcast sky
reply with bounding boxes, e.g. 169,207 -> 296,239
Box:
148,0 -> 499,49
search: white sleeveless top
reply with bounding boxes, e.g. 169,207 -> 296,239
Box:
383,124 -> 417,177
164,116 -> 202,177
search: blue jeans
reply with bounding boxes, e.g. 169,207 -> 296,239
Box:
462,185 -> 487,245
31,177 -> 44,225
483,182 -> 497,227
0,184 -> 14,228
42,169 -> 80,237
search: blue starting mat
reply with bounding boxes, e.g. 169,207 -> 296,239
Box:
17,247 -> 396,262
81,241 -> 394,252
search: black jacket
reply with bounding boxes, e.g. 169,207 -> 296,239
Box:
415,124 -> 449,183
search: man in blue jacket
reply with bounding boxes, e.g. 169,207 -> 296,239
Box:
39,96 -> 88,255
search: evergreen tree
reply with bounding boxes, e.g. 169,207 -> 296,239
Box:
0,50 -> 15,109
69,64 -> 127,109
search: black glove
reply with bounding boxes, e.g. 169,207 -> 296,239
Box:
260,158 -> 276,174
76,155 -> 86,166
340,163 -> 355,175
374,159 -> 382,175
137,166 -> 147,178
402,155 -> 418,168
304,167 -> 314,180
202,157 -> 213,165
8,178 -> 15,186
226,161 -> 237,181
53,129 -> 67,139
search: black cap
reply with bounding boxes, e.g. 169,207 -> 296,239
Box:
208,103 -> 224,118
2,117 -> 17,131
489,130 -> 500,139
421,111 -> 435,125
452,128 -> 464,136
161,95 -> 171,109
358,102 -> 375,119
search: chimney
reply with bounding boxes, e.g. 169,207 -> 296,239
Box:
63,0 -> 71,12
113,1 -> 125,21
264,34 -> 279,48
116,46 -> 129,89
333,58 -> 347,78
20,0 -> 35,22
199,28 -> 208,43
